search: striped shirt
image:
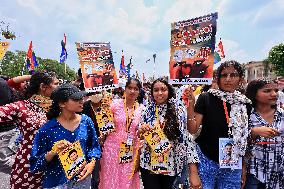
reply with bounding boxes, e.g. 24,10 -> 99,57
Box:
247,107 -> 284,188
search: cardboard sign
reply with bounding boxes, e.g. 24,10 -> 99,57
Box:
0,42 -> 10,61
143,125 -> 172,155
58,141 -> 87,180
75,42 -> 118,92
169,12 -> 218,85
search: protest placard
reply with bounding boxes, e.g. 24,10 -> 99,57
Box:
0,42 -> 10,61
57,141 -> 87,180
75,42 -> 118,92
169,12 -> 218,85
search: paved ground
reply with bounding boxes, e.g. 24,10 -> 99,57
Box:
0,171 -> 10,189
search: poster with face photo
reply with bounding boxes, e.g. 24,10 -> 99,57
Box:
169,12 -> 218,85
219,138 -> 242,169
143,126 -> 172,155
95,109 -> 115,136
75,42 -> 118,92
151,153 -> 169,174
58,141 -> 86,180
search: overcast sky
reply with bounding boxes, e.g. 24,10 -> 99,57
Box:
1,0 -> 284,77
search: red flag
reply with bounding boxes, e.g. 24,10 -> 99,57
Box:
120,50 -> 125,69
27,41 -> 34,70
217,38 -> 225,58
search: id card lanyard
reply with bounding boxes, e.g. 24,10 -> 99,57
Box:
124,99 -> 137,145
223,100 -> 231,137
155,106 -> 165,129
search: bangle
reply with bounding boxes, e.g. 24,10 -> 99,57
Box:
188,117 -> 195,121
90,158 -> 96,163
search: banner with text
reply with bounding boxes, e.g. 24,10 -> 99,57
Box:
75,42 -> 118,92
169,12 -> 218,85
0,42 -> 10,61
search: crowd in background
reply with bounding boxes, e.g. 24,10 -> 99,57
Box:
0,60 -> 283,189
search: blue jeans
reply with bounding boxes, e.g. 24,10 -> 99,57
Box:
244,174 -> 265,189
197,146 -> 242,189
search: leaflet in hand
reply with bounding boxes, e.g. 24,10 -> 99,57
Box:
143,125 -> 172,155
57,140 -> 87,180
96,109 -> 115,136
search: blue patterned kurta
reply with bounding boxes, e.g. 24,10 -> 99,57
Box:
30,114 -> 101,188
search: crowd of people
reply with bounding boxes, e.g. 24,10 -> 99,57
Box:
0,60 -> 283,189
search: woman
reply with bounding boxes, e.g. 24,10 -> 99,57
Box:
139,78 -> 201,189
81,91 -> 105,189
30,84 -> 101,188
0,72 -> 59,189
244,79 -> 283,189
186,60 -> 252,189
99,78 -> 144,189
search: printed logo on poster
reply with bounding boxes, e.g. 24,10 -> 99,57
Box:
58,141 -> 87,180
75,42 -> 119,92
169,12 -> 218,85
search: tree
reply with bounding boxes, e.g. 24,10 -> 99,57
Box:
262,58 -> 270,77
268,43 -> 284,77
0,50 -> 76,81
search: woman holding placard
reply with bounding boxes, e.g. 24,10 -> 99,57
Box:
186,60 -> 252,189
244,79 -> 283,189
139,78 -> 201,189
30,84 -> 101,189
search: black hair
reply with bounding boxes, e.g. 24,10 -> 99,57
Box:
46,89 -> 70,120
77,68 -> 82,78
245,78 -> 277,108
201,85 -> 211,93
215,60 -> 244,85
102,114 -> 108,119
25,71 -> 57,98
225,142 -> 233,147
151,78 -> 180,141
152,132 -> 158,137
68,149 -> 78,158
125,77 -> 143,104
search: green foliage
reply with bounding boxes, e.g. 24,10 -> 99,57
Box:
262,58 -> 270,77
268,43 -> 284,77
0,50 -> 76,81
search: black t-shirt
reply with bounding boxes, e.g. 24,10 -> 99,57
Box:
194,92 -> 251,162
81,100 -> 100,138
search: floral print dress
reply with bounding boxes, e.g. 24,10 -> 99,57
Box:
0,100 -> 47,189
139,101 -> 199,176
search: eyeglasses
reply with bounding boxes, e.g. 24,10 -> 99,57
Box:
220,73 -> 239,78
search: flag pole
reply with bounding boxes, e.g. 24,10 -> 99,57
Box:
64,61 -> 67,74
153,54 -> 156,79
